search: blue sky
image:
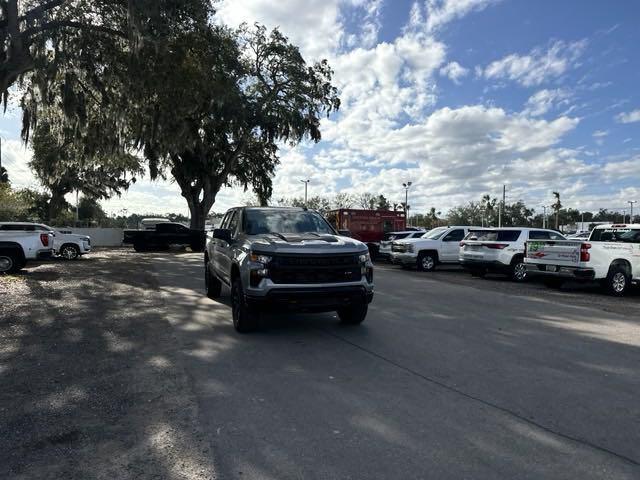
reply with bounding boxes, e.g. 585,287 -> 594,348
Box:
3,0 -> 640,217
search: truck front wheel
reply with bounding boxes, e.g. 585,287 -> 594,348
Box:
231,277 -> 258,332
605,266 -> 630,296
417,252 -> 436,272
338,304 -> 368,325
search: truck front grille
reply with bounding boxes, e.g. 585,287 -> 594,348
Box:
391,243 -> 406,253
270,254 -> 361,284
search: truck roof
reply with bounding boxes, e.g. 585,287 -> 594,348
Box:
594,223 -> 640,229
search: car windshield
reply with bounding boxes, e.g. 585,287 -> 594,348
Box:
590,228 -> 640,243
421,227 -> 449,240
243,209 -> 335,235
465,230 -> 521,242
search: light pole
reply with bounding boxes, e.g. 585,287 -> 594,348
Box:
628,200 -> 636,223
542,206 -> 547,229
300,179 -> 310,205
403,181 -> 412,227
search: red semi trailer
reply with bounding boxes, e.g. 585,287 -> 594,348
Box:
326,209 -> 407,254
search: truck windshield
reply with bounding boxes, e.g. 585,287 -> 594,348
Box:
243,210 -> 335,235
421,227 -> 448,240
590,228 -> 640,243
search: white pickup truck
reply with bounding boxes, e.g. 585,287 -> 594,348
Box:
390,226 -> 473,271
0,222 -> 91,260
525,224 -> 640,295
0,230 -> 54,273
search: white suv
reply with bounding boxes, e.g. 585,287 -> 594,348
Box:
390,226 -> 474,271
459,227 -> 565,281
0,223 -> 91,260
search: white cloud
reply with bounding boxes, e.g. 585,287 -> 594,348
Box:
423,0 -> 500,32
592,129 -> 608,146
483,39 -> 587,87
615,109 -> 640,124
439,61 -> 469,84
522,88 -> 571,116
1,140 -> 37,187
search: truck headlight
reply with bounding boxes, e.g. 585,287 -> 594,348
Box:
250,253 -> 272,265
406,244 -> 414,253
359,252 -> 371,264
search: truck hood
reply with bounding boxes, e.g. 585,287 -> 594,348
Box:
249,233 -> 367,254
397,238 -> 437,246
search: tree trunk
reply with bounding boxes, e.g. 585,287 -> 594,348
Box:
48,190 -> 67,221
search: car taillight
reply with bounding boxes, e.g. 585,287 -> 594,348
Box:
580,243 -> 591,262
485,243 -> 508,249
40,233 -> 50,247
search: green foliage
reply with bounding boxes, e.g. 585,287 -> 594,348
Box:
376,195 -> 391,210
0,165 -> 9,183
29,120 -> 142,220
78,196 -> 106,222
0,183 -> 25,220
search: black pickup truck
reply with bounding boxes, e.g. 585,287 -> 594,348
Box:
123,222 -> 205,252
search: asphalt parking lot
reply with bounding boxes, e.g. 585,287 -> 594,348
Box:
1,250 -> 639,479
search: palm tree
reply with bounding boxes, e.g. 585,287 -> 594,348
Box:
552,191 -> 562,229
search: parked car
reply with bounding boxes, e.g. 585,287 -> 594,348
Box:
0,222 -> 91,260
0,229 -> 54,273
378,230 -> 425,259
390,226 -> 474,271
525,223 -> 640,295
459,228 -> 566,281
205,207 -> 374,332
123,222 -> 205,252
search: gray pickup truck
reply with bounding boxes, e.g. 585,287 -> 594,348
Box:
205,207 -> 374,332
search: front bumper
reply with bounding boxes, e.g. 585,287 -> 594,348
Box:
525,264 -> 596,280
390,252 -> 417,265
246,286 -> 373,313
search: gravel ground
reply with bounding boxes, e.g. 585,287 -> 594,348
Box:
0,249 -> 216,480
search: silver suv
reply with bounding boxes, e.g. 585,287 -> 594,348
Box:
205,207 -> 374,332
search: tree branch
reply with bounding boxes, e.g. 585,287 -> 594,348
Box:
23,20 -> 127,41
19,0 -> 67,22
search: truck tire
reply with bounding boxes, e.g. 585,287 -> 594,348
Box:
133,242 -> 146,252
205,261 -> 222,298
417,251 -> 436,272
605,266 -> 630,296
60,244 -> 80,260
510,255 -> 527,282
337,304 -> 368,325
231,277 -> 258,333
0,249 -> 22,274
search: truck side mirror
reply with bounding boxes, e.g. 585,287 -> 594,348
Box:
213,228 -> 232,243
338,229 -> 351,237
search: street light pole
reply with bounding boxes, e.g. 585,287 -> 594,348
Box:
628,200 -> 636,223
300,179 -> 310,205
402,181 -> 412,227
542,206 -> 547,229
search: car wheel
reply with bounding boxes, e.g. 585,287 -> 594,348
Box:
510,257 -> 527,282
231,276 -> 258,332
417,252 -> 436,272
337,304 -> 368,325
60,244 -> 80,260
605,266 -> 629,296
205,261 -> 222,298
133,242 -> 145,252
0,254 -> 16,274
